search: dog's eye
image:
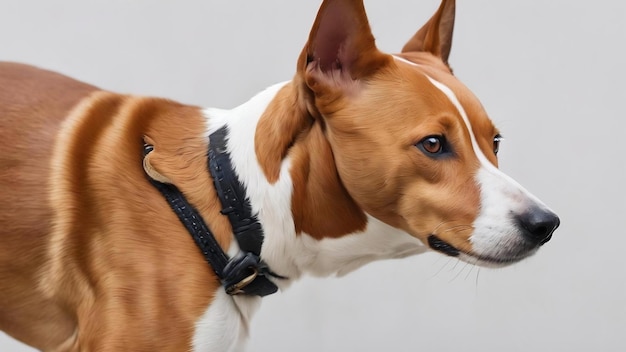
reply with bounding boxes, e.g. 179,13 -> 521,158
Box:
422,136 -> 442,154
417,135 -> 448,156
493,134 -> 503,155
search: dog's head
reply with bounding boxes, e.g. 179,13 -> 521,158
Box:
294,0 -> 559,266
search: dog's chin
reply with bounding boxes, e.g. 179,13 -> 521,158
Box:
458,250 -> 538,268
427,234 -> 538,268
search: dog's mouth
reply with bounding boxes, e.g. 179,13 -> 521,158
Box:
427,234 -> 535,266
427,235 -> 460,257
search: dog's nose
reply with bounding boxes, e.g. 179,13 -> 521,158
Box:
516,207 -> 560,245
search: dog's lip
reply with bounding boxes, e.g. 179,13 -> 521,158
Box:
469,252 -> 534,265
428,235 -> 460,257
427,234 -> 534,264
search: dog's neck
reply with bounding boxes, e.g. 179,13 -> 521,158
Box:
204,81 -> 427,290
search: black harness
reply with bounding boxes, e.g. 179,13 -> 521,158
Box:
144,127 -> 284,297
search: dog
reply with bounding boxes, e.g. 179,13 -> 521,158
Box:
0,0 -> 560,350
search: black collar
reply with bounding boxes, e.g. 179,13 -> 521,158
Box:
144,126 -> 283,297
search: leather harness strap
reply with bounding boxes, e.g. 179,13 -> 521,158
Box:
144,126 -> 283,297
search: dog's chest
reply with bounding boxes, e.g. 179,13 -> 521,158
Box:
192,290 -> 260,352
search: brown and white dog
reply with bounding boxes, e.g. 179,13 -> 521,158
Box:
0,0 -> 559,350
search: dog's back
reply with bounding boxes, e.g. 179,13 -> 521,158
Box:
0,62 -> 96,349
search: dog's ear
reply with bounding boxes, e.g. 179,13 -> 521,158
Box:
299,0 -> 389,94
402,0 -> 455,66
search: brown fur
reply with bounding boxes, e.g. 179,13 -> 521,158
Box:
255,82 -> 368,239
0,63 -> 97,349
0,63 -> 230,350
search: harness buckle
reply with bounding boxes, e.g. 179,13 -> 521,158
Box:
222,252 -> 263,295
225,267 -> 258,295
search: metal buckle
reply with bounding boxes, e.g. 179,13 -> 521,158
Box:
225,267 -> 258,295
223,252 -> 263,295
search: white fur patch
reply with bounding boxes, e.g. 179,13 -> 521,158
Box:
192,289 -> 254,352
298,215 -> 427,277
392,55 -> 419,67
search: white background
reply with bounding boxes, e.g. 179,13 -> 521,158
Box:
1,0 -> 625,351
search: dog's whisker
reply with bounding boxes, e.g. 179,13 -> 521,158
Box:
440,224 -> 473,232
431,251 -> 446,267
429,257 -> 454,280
464,263 -> 475,281
449,257 -> 461,272
431,221 -> 452,235
432,222 -> 471,234
450,260 -> 471,283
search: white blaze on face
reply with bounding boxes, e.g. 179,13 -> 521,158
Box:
426,76 -> 556,263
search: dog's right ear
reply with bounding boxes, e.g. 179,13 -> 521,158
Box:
299,0 -> 389,96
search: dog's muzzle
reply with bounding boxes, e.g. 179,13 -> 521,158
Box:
427,207 -> 560,262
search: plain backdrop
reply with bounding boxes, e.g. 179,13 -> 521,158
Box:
1,0 -> 625,351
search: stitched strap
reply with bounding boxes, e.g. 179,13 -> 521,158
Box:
208,128 -> 263,255
144,128 -> 281,297
148,178 -> 229,277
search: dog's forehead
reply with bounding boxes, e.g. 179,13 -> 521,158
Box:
386,53 -> 499,166
391,54 -> 496,134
